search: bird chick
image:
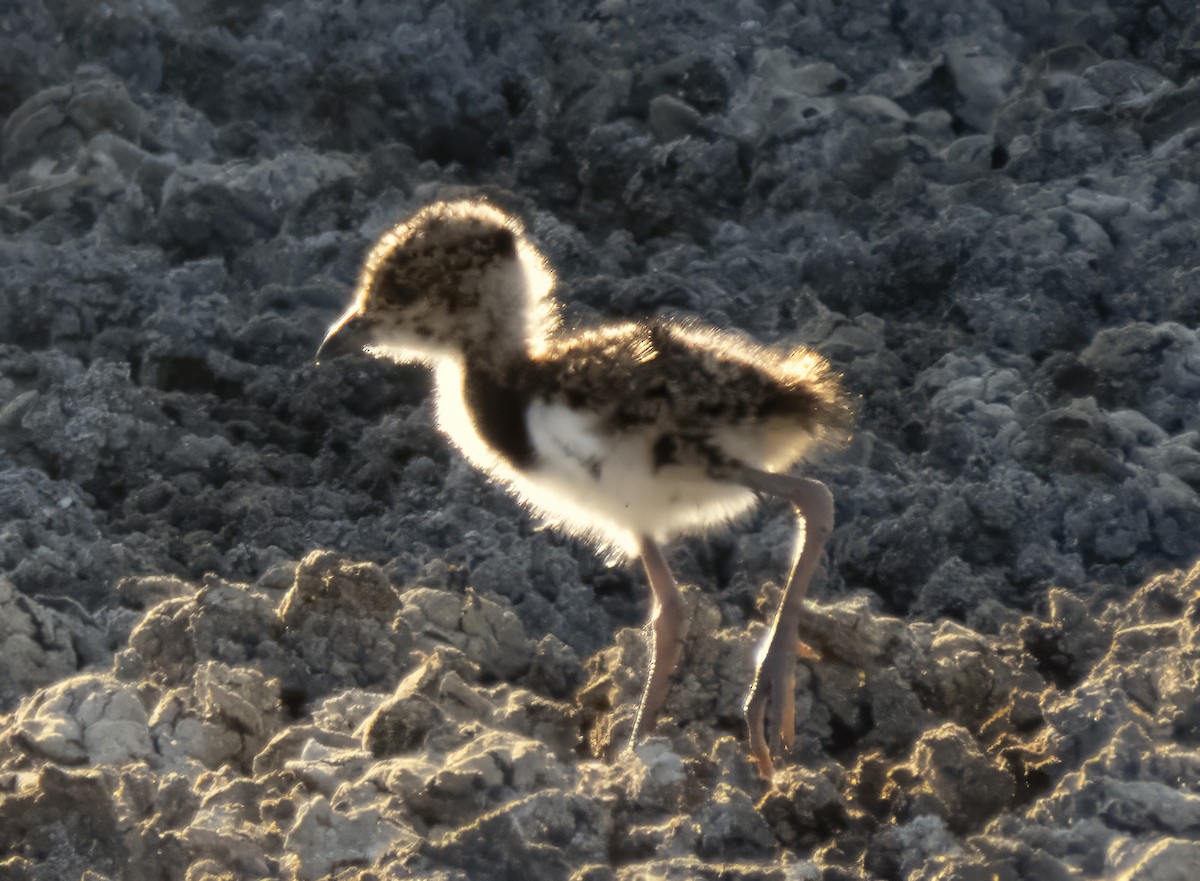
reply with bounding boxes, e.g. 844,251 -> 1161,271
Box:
319,199 -> 852,776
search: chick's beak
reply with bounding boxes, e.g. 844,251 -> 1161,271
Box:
315,304 -> 371,364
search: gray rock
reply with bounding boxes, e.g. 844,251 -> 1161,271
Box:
0,577 -> 78,709
0,767 -> 134,881
361,686 -> 445,758
283,794 -> 415,881
729,49 -> 846,144
759,764 -> 851,850
149,685 -> 243,770
459,588 -> 534,679
864,814 -> 961,881
0,466 -> 134,607
883,722 -> 1013,833
8,674 -> 151,767
402,788 -> 610,881
158,151 -> 355,251
1112,838 -> 1200,881
119,579 -> 279,685
944,40 -> 1018,131
1080,322 -> 1200,431
277,551 -> 417,698
648,95 -> 703,142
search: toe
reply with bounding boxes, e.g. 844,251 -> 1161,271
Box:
797,638 -> 821,661
776,668 -> 797,750
744,682 -> 773,778
762,644 -> 799,758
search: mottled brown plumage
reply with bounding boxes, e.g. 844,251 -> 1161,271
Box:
530,319 -> 850,445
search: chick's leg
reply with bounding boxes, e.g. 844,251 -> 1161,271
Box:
732,468 -> 834,778
631,535 -> 684,742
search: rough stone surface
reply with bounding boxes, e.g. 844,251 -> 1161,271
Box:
2,1 -> 1199,878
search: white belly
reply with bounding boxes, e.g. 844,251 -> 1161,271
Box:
516,403 -> 760,555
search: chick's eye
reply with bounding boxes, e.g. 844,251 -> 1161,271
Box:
485,227 -> 516,258
376,264 -> 417,306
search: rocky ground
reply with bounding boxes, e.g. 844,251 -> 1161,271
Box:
1,1 -> 1199,879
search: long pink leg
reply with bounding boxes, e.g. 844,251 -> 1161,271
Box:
733,468 -> 835,777
631,535 -> 684,741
